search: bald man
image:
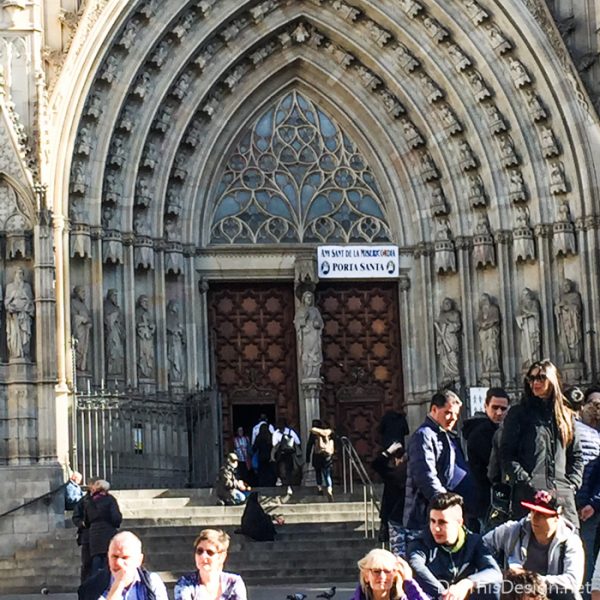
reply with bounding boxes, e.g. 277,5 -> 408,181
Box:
78,531 -> 167,600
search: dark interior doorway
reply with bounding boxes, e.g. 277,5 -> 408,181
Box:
231,404 -> 276,439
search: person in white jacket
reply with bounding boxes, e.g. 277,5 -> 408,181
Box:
483,490 -> 584,600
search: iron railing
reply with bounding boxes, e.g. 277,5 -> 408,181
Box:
340,435 -> 381,539
73,389 -> 221,489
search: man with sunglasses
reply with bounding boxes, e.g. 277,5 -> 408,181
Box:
78,531 -> 168,600
463,388 -> 510,530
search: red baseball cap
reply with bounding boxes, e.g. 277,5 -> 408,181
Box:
521,490 -> 561,516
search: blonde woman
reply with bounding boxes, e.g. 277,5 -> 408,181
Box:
500,359 -> 583,525
350,549 -> 429,600
174,529 -> 246,600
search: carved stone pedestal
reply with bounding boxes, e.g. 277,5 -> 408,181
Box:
481,371 -> 502,387
299,377 -> 322,488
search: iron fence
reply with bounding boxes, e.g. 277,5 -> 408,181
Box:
73,389 -> 221,489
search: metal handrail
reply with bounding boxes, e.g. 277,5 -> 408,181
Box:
0,484 -> 67,521
340,436 -> 381,539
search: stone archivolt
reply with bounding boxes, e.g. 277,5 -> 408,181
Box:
65,0 -> 581,262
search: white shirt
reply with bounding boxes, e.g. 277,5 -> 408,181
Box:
272,427 -> 301,447
251,420 -> 275,444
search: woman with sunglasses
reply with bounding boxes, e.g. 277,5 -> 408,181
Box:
500,359 -> 583,525
350,549 -> 429,600
174,529 -> 246,600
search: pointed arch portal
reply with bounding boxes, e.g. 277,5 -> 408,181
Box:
45,0 -> 600,486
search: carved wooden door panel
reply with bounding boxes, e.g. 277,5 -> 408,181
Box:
318,282 -> 404,471
208,283 -> 298,449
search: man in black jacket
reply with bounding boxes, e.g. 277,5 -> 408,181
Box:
463,388 -> 510,528
78,531 -> 168,600
408,492 -> 502,600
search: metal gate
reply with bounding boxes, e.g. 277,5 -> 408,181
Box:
73,389 -> 222,488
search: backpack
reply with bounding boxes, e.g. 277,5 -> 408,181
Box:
315,432 -> 334,456
279,432 -> 296,454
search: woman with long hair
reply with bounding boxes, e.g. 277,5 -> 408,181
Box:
174,529 -> 246,600
500,359 -> 583,524
350,549 -> 428,600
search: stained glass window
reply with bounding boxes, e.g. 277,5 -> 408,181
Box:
210,91 -> 392,244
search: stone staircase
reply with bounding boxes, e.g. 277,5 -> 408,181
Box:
0,487 -> 379,593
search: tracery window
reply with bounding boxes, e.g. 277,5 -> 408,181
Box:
210,91 -> 392,244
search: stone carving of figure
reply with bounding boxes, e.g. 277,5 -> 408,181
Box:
166,300 -> 185,383
476,293 -> 501,373
516,288 -> 541,369
136,294 -> 156,379
554,279 -> 583,364
71,286 -> 92,372
104,288 -> 125,375
4,267 -> 34,360
294,290 -> 324,380
435,298 -> 462,384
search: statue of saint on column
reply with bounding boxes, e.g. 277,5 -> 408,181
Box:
136,294 -> 156,379
294,290 -> 324,381
104,288 -> 125,376
435,297 -> 462,385
71,285 -> 92,372
4,266 -> 34,360
166,299 -> 185,383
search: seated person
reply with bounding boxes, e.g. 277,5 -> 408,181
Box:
174,529 -> 246,600
78,531 -> 168,600
502,570 -> 549,600
408,492 -> 502,600
483,490 -> 583,600
350,548 -> 429,600
65,471 -> 84,510
238,492 -> 275,541
215,453 -> 250,505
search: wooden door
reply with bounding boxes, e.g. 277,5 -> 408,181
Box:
318,282 -> 404,468
208,283 -> 298,449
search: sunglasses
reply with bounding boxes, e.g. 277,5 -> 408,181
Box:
195,547 -> 221,557
370,568 -> 394,576
527,373 -> 547,383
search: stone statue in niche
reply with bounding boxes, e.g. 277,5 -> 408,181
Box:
166,300 -> 185,383
509,169 -> 527,203
509,59 -> 531,87
498,134 -> 518,166
104,288 -> 125,375
71,285 -> 92,372
553,201 -> 576,257
516,287 -> 541,370
136,294 -> 156,379
132,70 -> 152,99
554,279 -> 583,365
469,174 -> 486,207
435,298 -> 462,385
540,127 -> 559,157
294,289 -> 324,380
476,293 -> 501,374
550,161 -> 568,194
134,210 -> 152,237
4,266 -> 34,360
525,90 -> 547,121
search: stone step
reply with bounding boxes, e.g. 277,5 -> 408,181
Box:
0,486 -> 380,594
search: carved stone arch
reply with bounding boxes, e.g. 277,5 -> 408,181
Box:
184,61 -> 418,248
0,173 -> 35,227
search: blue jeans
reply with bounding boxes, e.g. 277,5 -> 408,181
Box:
314,455 -> 332,488
580,511 -> 600,595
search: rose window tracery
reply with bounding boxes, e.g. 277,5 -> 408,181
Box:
210,91 -> 392,244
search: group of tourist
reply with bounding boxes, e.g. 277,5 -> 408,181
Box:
365,357 -> 600,600
221,415 -> 335,501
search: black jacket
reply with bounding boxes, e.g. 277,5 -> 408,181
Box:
464,416 -> 498,518
78,568 -> 159,600
83,493 -> 122,557
500,397 -> 583,525
372,451 -> 407,524
408,528 -> 502,600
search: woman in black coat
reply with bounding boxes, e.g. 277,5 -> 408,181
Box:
500,359 -> 583,525
84,479 -> 122,575
252,423 -> 276,487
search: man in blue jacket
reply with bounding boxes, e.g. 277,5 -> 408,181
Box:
404,390 -> 477,530
408,492 -> 502,600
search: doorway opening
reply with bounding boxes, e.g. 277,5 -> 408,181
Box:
231,403 -> 276,440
